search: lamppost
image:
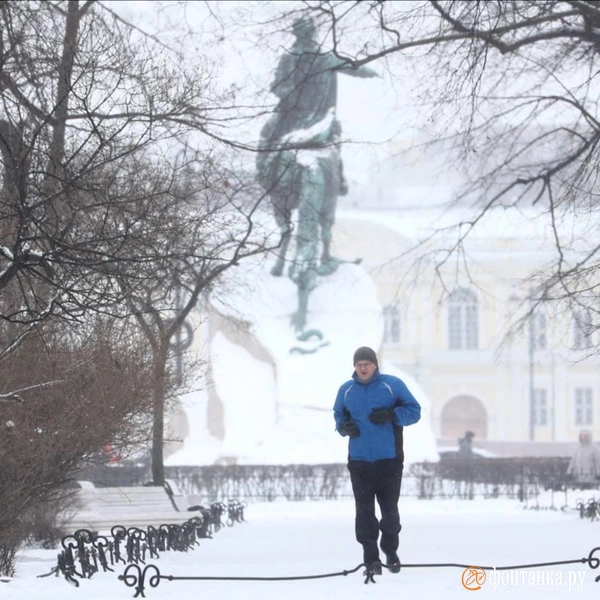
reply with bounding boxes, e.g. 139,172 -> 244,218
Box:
527,313 -> 535,442
510,292 -> 536,442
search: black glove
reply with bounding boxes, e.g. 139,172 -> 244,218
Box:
340,419 -> 360,438
369,408 -> 396,425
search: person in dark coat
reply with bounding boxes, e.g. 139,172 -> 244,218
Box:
458,431 -> 475,457
333,346 -> 421,575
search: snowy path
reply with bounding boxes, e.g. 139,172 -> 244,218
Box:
6,498 -> 600,599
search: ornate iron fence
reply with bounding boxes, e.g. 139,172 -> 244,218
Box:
40,499 -> 245,587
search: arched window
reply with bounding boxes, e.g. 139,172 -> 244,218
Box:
383,304 -> 400,344
448,288 -> 479,350
440,395 -> 488,440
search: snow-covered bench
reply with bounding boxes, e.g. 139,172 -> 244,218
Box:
63,481 -> 197,533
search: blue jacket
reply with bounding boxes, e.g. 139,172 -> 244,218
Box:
333,369 -> 421,463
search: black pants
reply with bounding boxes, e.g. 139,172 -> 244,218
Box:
348,459 -> 403,563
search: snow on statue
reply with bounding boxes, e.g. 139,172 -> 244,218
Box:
166,259 -> 438,467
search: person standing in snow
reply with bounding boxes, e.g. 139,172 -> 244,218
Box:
333,346 -> 421,576
566,429 -> 600,488
458,430 -> 475,457
457,430 -> 476,499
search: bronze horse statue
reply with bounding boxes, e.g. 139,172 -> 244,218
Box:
257,108 -> 348,340
256,17 -> 375,346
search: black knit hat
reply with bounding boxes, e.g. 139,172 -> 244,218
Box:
353,346 -> 378,366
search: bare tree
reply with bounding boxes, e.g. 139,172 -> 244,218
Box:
0,316 -> 155,575
0,0 -> 240,331
117,151 -> 278,486
0,0 -> 283,563
261,1 -> 600,333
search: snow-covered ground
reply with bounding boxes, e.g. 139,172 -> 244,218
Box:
6,496 -> 600,599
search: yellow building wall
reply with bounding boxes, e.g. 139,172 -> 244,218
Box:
333,213 -> 600,446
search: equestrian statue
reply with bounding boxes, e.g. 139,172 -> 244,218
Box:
256,17 -> 377,350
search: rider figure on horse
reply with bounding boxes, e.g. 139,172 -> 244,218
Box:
257,16 -> 378,337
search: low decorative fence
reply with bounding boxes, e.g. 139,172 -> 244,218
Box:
76,456 -> 591,504
41,499 -> 246,587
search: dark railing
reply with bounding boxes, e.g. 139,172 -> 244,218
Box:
75,456 -> 597,504
58,459 -> 600,598
118,547 -> 600,597
41,499 -> 246,587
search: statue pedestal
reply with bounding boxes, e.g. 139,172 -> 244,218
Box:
207,260 -> 383,464
167,258 -> 439,466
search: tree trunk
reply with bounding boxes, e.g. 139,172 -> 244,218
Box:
151,344 -> 168,486
47,0 -> 80,174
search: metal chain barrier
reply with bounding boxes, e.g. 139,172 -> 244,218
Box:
117,547 -> 600,597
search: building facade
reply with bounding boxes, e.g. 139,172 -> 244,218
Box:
332,208 -> 600,450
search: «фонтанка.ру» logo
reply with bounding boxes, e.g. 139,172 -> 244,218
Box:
462,567 -> 486,591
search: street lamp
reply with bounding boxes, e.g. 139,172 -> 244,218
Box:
510,292 -> 536,442
527,314 -> 535,442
